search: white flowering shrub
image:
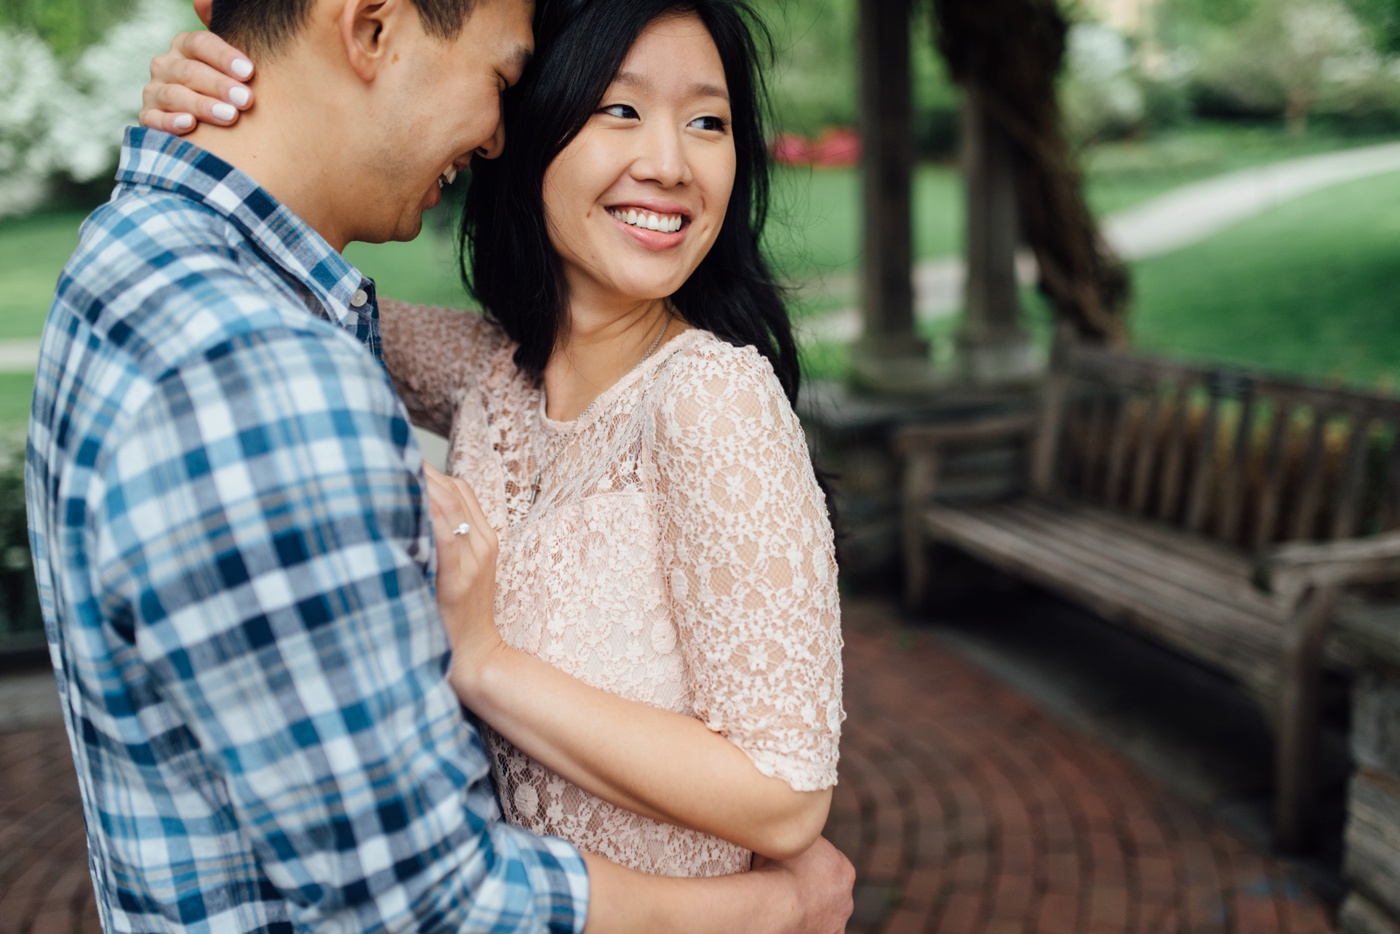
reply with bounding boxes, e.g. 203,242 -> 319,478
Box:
1191,0 -> 1400,132
1062,23 -> 1148,142
0,0 -> 192,218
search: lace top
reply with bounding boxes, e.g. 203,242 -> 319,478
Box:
381,302 -> 844,877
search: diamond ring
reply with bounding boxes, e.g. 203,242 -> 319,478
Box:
452,522 -> 471,537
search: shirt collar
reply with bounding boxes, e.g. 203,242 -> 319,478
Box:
116,127 -> 373,334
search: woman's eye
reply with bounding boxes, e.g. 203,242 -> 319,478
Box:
600,104 -> 639,119
691,115 -> 728,132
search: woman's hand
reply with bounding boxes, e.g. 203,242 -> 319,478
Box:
141,30 -> 255,135
423,464 -> 507,688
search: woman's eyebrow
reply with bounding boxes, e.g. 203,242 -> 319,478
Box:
614,70 -> 730,103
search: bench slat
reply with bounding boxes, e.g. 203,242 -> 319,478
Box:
923,504 -> 1282,698
972,504 -> 1291,643
1128,390 -> 1163,516
1289,414 -> 1330,541
1252,404 -> 1292,549
1155,382 -> 1190,522
1186,391 -> 1223,533
1004,500 -> 1289,618
1332,418 -> 1373,541
1217,395 -> 1257,545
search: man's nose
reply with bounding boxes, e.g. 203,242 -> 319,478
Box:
475,122 -> 506,161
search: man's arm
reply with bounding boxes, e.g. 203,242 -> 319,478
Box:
93,326 -> 588,933
582,842 -> 855,934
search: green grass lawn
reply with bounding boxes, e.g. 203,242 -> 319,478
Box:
1121,170 -> 1400,390
0,210 -> 90,340
0,374 -> 35,430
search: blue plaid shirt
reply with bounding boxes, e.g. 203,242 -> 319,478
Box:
25,128 -> 590,934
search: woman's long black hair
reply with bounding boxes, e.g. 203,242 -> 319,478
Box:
458,0 -> 802,411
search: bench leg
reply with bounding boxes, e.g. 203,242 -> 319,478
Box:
901,453 -> 939,609
1274,586 -> 1337,852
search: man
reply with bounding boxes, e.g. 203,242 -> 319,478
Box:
26,0 -> 855,930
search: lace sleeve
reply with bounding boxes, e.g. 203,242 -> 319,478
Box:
654,343 -> 844,792
379,300 -> 509,437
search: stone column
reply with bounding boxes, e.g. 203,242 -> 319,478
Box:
956,82 -> 1039,384
851,0 -> 931,394
1337,605 -> 1400,934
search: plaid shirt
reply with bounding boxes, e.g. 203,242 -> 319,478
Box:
26,128 -> 589,934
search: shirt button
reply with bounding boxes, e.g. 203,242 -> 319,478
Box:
351,288 -> 369,308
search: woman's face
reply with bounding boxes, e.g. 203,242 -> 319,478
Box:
542,13 -> 736,312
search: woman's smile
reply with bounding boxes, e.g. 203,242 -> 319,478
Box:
606,202 -> 691,248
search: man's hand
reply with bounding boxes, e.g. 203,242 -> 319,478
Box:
755,836 -> 856,934
583,835 -> 853,934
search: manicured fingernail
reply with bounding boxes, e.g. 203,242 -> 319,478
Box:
228,86 -> 250,107
231,58 -> 254,79
212,102 -> 237,121
173,113 -> 195,130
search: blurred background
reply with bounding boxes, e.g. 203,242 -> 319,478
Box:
4,1 -> 1400,931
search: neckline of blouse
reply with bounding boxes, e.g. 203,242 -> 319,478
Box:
535,327 -> 708,433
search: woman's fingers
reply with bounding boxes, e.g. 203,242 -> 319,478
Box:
170,29 -> 254,83
140,32 -> 254,132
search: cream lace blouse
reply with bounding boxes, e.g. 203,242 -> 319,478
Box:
381,302 -> 844,877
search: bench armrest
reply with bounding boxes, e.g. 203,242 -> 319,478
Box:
895,412 -> 1038,456
1255,531 -> 1400,602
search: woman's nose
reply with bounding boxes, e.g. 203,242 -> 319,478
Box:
631,126 -> 692,187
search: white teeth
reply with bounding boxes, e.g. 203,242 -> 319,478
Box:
607,208 -> 683,232
610,208 -> 684,233
438,166 -> 459,190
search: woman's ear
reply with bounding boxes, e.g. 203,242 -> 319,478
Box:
339,0 -> 403,82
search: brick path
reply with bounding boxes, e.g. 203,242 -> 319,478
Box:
0,601 -> 1336,933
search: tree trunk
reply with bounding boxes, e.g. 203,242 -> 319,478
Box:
930,0 -> 1131,345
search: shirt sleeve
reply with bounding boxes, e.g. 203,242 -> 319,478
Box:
378,300 -> 510,437
91,325 -> 589,934
653,344 -> 844,792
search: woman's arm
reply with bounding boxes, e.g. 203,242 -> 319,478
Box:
377,299 -> 506,438
425,349 -> 843,861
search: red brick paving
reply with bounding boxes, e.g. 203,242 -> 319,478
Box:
0,600 -> 1337,933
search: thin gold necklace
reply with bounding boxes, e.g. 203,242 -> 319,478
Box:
527,315 -> 671,506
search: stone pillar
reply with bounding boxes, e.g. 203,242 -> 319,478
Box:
1337,605 -> 1400,934
956,82 -> 1039,385
851,0 -> 931,394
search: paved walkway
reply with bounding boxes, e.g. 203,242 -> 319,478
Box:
797,140 -> 1400,344
0,599 -> 1336,933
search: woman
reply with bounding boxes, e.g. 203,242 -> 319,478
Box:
143,0 -> 843,878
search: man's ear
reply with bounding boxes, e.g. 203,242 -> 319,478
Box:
194,0 -> 212,27
339,0 -> 407,82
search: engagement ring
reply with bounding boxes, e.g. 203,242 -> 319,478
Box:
452,522 -> 471,537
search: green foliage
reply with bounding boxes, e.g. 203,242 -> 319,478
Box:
0,0 -> 136,56
748,0 -> 961,156
1345,0 -> 1400,53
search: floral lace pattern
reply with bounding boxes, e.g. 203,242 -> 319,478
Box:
382,302 -> 844,877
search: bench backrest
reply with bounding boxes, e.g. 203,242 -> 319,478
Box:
1031,341 -> 1400,549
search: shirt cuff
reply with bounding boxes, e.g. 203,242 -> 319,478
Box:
506,826 -> 591,934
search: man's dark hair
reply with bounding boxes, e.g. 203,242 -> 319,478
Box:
210,0 -> 479,60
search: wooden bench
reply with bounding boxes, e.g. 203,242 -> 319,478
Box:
898,338 -> 1400,850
